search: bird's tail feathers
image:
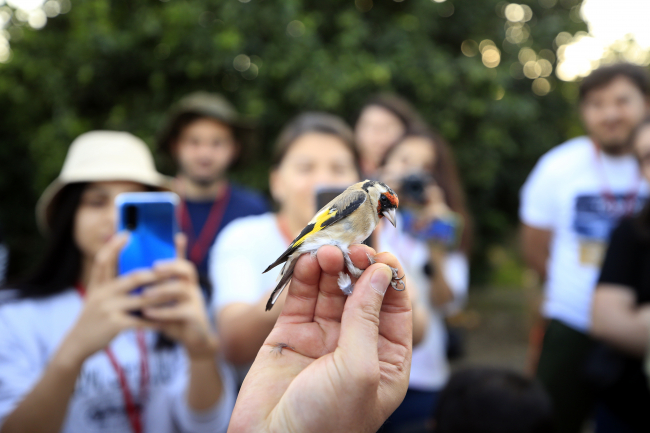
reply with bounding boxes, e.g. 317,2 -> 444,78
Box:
263,247 -> 295,274
265,257 -> 298,311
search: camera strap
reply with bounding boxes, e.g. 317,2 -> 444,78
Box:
75,284 -> 149,433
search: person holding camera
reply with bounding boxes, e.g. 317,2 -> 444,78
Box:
0,132 -> 235,433
209,112 -> 428,385
376,129 -> 472,432
590,116 -> 650,432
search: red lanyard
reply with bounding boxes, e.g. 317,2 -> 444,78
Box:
592,142 -> 641,217
178,183 -> 231,265
75,284 -> 149,433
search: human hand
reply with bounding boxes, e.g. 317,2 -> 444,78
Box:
60,234 -> 160,365
142,234 -> 219,359
228,245 -> 413,433
419,184 -> 452,224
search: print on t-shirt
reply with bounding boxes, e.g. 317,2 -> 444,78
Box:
72,349 -> 180,431
573,194 -> 646,266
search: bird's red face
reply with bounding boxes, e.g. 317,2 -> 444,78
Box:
377,189 -> 399,227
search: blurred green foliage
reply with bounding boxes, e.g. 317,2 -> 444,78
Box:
0,0 -> 586,283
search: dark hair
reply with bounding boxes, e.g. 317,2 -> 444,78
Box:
272,112 -> 361,173
357,93 -> 428,133
3,183 -> 86,299
434,367 -> 554,433
579,63 -> 650,102
382,129 -> 473,254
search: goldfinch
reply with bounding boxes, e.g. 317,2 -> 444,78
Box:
264,180 -> 402,311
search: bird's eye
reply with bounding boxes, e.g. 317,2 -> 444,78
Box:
381,195 -> 389,205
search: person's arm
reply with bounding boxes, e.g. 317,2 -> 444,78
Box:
521,224 -> 551,280
592,285 -> 650,357
1,235 -> 160,433
519,152 -> 558,281
0,337 -> 83,433
218,295 -> 285,365
428,245 -> 454,306
142,236 -> 225,413
209,220 -> 287,365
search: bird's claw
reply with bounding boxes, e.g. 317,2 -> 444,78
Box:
389,266 -> 406,291
367,253 -> 376,266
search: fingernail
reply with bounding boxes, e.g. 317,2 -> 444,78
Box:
370,266 -> 392,296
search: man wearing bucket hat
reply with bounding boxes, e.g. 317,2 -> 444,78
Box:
0,131 -> 235,433
157,92 -> 268,286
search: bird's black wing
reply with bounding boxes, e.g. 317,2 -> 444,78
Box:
262,190 -> 367,274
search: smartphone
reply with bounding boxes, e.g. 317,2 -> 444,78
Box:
315,187 -> 374,249
116,192 -> 179,294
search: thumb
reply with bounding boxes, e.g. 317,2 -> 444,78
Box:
338,264 -> 392,359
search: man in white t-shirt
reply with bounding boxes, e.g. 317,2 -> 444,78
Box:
520,63 -> 650,433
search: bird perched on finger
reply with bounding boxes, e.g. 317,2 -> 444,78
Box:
264,179 -> 403,311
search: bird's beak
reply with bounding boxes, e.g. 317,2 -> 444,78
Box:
382,208 -> 397,228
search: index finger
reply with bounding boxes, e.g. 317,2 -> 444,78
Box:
88,233 -> 129,287
275,252 -> 322,325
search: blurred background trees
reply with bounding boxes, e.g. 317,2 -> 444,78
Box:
0,0 -> 587,283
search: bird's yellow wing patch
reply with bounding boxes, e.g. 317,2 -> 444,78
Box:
292,208 -> 337,248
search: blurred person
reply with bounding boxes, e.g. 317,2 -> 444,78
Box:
0,132 -> 235,433
377,130 -> 472,432
355,94 -> 427,177
157,92 -> 268,287
228,245 -> 413,433
590,116 -> 650,432
209,112 -> 427,383
433,367 -> 554,433
519,63 -> 650,433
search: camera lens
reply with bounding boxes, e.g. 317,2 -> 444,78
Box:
125,205 -> 138,230
401,174 -> 429,204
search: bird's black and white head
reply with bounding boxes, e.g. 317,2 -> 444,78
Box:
362,180 -> 399,227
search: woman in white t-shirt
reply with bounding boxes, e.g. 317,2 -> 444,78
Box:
0,132 -> 234,433
376,129 -> 472,433
210,112 -> 428,384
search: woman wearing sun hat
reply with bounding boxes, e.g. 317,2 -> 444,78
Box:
0,131 -> 235,433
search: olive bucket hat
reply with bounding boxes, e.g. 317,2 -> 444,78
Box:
156,92 -> 255,159
36,131 -> 172,234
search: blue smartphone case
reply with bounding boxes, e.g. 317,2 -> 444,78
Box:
115,192 -> 179,294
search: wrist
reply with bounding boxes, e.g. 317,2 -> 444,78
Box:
186,334 -> 220,361
51,339 -> 86,375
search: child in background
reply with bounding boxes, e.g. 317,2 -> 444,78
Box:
376,129 -> 472,433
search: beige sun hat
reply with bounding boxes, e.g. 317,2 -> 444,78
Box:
36,130 -> 172,234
